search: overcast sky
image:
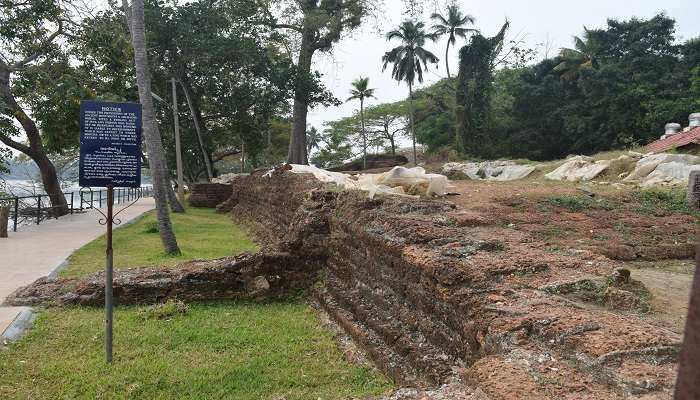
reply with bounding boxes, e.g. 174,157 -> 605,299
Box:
307,0 -> 700,131
2,0 -> 699,159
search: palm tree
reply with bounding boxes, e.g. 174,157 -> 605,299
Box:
382,20 -> 439,166
554,27 -> 601,81
346,77 -> 375,170
430,4 -> 478,79
306,126 -> 321,156
123,0 -> 180,255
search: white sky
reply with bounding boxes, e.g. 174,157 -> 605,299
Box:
308,0 -> 700,131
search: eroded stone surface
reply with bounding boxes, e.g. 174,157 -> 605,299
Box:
5,252 -> 323,306
8,170 -> 685,398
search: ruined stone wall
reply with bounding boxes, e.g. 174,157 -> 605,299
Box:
222,171 -> 683,397
7,252 -> 322,306
188,183 -> 233,208
226,171 -> 324,247
10,171 -> 683,398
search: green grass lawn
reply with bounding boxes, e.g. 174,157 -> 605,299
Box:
62,207 -> 259,278
0,301 -> 391,399
0,206 -> 392,399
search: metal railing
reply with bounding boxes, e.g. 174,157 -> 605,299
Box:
0,186 -> 152,232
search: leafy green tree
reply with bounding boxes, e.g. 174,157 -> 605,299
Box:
382,20 -> 439,165
553,28 -> 603,81
312,118 -> 356,168
455,21 -> 508,156
346,77 -> 375,169
266,0 -> 376,165
430,4 -> 478,79
0,0 -> 71,215
364,102 -> 407,155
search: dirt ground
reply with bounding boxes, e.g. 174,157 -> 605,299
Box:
448,179 -> 697,335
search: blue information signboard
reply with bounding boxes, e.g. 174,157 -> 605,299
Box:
79,100 -> 142,188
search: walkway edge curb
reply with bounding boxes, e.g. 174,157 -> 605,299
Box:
1,307 -> 35,343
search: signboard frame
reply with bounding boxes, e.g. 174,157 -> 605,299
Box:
78,100 -> 144,363
79,100 -> 142,189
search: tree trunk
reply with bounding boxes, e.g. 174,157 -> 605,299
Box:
180,79 -> 213,180
287,30 -> 315,165
0,67 -> 68,216
675,244 -> 700,399
445,43 -> 451,79
164,171 -> 184,212
126,0 -> 180,255
408,82 -> 417,166
0,206 -> 8,238
360,97 -> 366,170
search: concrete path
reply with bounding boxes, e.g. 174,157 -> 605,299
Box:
0,198 -> 155,338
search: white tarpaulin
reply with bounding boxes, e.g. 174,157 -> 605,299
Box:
545,153 -> 640,182
442,160 -> 536,181
624,153 -> 700,184
545,155 -> 611,182
282,164 -> 450,198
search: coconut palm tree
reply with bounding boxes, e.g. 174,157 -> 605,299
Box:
430,4 -> 478,79
123,0 -> 180,255
554,27 -> 602,81
306,126 -> 321,156
346,77 -> 375,170
382,20 -> 439,165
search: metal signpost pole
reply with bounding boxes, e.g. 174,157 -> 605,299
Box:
79,100 -> 142,363
105,185 -> 114,362
171,78 -> 185,206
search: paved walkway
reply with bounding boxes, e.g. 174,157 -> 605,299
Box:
0,198 -> 155,338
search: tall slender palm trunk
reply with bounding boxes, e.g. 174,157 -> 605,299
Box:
675,246 -> 700,398
408,82 -> 417,166
125,0 -> 180,255
179,80 -> 213,180
360,98 -> 366,170
445,43 -> 451,79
